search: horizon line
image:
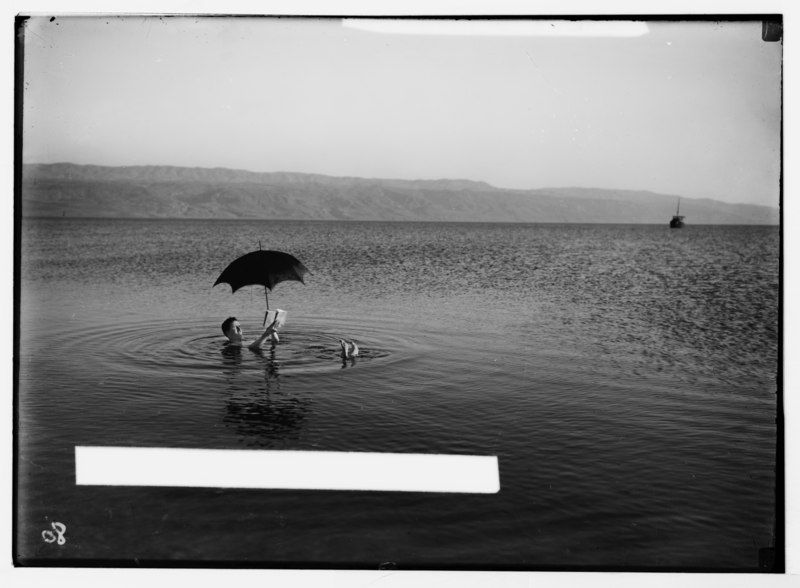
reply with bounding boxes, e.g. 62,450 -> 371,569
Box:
21,215 -> 780,227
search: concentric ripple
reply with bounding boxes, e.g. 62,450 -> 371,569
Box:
29,314 -> 433,381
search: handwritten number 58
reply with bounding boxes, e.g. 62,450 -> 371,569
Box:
42,522 -> 66,545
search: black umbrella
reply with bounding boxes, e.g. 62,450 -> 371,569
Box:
214,244 -> 309,324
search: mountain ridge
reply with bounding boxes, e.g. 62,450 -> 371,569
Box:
20,163 -> 780,225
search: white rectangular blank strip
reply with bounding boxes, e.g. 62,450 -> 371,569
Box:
75,447 -> 500,494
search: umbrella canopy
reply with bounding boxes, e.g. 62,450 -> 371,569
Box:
214,250 -> 310,293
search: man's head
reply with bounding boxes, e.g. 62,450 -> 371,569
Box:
221,316 -> 243,344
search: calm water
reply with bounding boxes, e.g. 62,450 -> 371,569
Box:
16,219 -> 779,570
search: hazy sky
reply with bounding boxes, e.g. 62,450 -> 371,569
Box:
21,16 -> 782,206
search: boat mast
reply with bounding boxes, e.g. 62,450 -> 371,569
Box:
676,198 -> 681,216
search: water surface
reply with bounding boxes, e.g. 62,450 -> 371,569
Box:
17,219 -> 779,570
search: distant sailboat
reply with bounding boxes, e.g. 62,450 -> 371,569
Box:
669,199 -> 685,228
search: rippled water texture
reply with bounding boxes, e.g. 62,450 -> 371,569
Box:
17,219 -> 779,570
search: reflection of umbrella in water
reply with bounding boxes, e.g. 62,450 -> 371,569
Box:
214,243 -> 310,325
224,392 -> 311,444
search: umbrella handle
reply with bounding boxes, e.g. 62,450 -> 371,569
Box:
268,286 -> 269,327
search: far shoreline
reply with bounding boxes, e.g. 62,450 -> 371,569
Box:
20,216 -> 781,227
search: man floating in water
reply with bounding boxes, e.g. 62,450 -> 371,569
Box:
222,310 -> 286,351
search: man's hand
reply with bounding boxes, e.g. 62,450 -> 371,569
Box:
248,325 -> 279,350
